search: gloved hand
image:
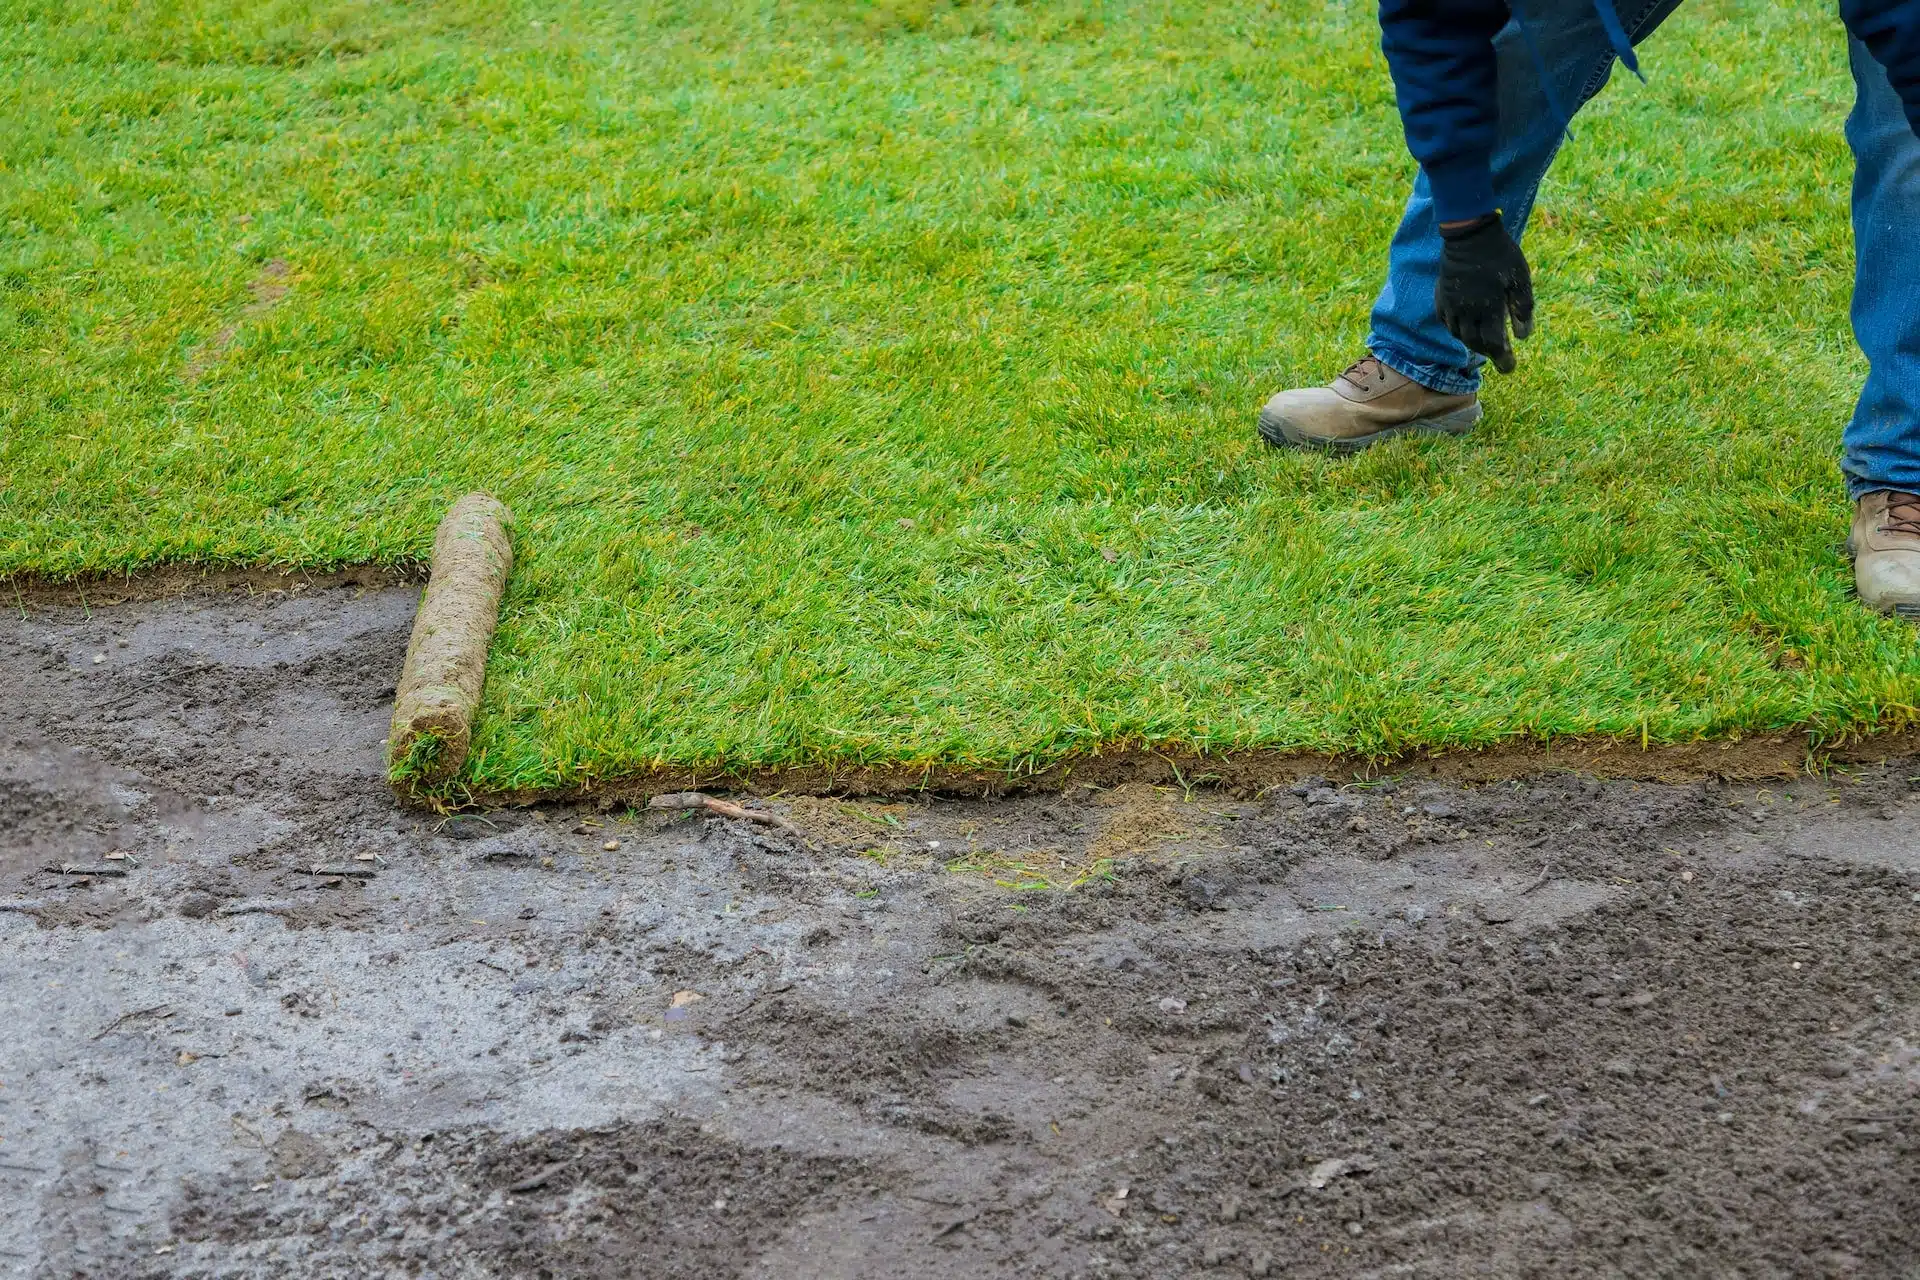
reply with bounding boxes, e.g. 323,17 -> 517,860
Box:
1435,213 -> 1534,375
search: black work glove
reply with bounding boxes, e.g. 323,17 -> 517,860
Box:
1435,213 -> 1534,375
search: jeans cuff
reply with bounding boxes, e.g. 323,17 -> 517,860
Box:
1367,341 -> 1481,396
1846,478 -> 1915,501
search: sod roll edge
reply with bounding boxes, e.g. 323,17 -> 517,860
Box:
388,493 -> 514,788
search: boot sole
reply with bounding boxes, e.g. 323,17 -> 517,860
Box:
1257,402 -> 1484,454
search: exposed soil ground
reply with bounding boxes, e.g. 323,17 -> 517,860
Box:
2,582 -> 1917,1278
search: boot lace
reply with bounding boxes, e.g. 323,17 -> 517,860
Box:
1884,491 -> 1920,538
1341,357 -> 1391,387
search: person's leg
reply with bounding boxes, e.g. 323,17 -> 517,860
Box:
1842,37 -> 1920,500
1258,0 -> 1683,450
1366,0 -> 1686,394
1841,36 -> 1920,616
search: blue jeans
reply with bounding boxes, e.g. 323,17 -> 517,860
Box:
1365,5 -> 1920,497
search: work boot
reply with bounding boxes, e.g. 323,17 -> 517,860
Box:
1849,489 -> 1920,618
1258,356 -> 1482,453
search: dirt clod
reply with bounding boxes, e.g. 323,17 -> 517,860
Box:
268,1130 -> 333,1181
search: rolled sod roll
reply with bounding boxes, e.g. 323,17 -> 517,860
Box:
388,493 -> 514,785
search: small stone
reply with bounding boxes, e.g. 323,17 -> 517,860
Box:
178,891 -> 219,919
1346,1221 -> 1363,1237
442,815 -> 495,841
1157,997 -> 1187,1015
1248,1255 -> 1273,1278
1307,1155 -> 1373,1188
92,653 -> 106,664
1421,801 -> 1455,818
1526,1093 -> 1549,1107
1613,991 -> 1657,1010
1717,1111 -> 1735,1124
1603,1058 -> 1637,1078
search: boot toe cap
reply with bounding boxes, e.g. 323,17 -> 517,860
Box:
1256,388 -> 1342,447
1855,547 -> 1920,614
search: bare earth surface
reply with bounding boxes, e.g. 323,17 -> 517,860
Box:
1,583 -> 1917,1279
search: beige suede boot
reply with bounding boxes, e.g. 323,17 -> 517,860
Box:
1849,489 -> 1920,618
1258,356 -> 1481,453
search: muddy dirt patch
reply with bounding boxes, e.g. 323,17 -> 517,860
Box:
1,585 -> 1917,1277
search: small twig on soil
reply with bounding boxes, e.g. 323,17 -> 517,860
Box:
1519,861 -> 1553,896
928,1208 -> 980,1242
507,1160 -> 574,1194
92,1004 -> 174,1040
54,863 -> 128,878
648,791 -> 804,837
0,900 -> 45,913
307,863 -> 377,880
103,663 -> 215,708
217,900 -> 296,917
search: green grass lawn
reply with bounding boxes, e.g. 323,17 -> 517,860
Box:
4,0 -> 1916,792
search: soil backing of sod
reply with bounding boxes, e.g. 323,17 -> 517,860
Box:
448,726 -> 1920,809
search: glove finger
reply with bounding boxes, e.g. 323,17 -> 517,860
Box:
1508,288 -> 1535,342
1473,318 -> 1516,374
1461,313 -> 1505,365
1442,301 -> 1494,357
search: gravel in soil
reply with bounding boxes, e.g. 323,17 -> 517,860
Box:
1,583 -> 1917,1278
